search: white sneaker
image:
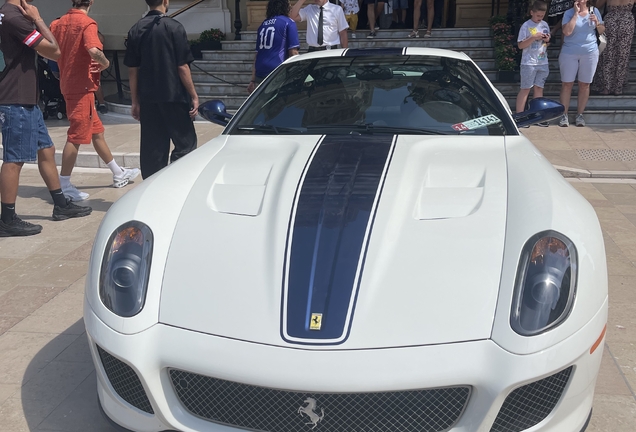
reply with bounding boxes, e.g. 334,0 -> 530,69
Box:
575,114 -> 585,127
62,183 -> 89,201
351,33 -> 356,38
113,167 -> 141,188
559,113 -> 569,127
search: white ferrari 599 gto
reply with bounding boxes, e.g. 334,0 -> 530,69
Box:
85,48 -> 608,432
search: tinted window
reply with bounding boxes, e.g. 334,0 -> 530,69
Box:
229,55 -> 516,136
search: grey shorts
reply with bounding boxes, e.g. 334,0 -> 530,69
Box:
520,64 -> 550,89
558,51 -> 599,84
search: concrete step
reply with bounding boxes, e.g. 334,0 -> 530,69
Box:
192,71 -> 252,84
195,82 -> 249,95
560,110 -> 636,125
489,71 -> 636,88
201,46 -> 497,61
221,37 -> 495,50
504,95 -> 636,111
237,27 -> 493,41
201,50 -> 256,61
192,60 -> 254,72
495,81 -> 636,96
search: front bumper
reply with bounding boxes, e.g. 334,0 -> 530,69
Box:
85,297 -> 607,432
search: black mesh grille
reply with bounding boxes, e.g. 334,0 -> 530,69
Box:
97,346 -> 154,414
169,369 -> 470,432
490,366 -> 573,432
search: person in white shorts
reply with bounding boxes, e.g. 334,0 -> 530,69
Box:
558,0 -> 605,127
516,0 -> 551,126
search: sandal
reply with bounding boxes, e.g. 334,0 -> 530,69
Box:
424,30 -> 432,38
408,30 -> 419,38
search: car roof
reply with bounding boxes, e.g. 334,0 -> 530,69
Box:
285,47 -> 473,64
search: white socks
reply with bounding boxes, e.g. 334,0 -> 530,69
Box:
107,160 -> 124,176
59,175 -> 71,188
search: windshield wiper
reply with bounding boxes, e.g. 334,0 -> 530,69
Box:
235,124 -> 305,134
305,124 -> 453,135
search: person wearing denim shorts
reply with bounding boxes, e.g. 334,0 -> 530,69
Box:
558,0 -> 605,127
0,0 -> 92,237
516,1 -> 551,125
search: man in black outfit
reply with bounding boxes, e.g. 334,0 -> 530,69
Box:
124,0 -> 199,179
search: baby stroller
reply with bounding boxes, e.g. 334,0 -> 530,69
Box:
38,56 -> 66,120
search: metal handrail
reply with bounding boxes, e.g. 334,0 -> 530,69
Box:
169,0 -> 206,18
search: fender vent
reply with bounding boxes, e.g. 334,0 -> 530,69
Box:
490,366 -> 573,432
169,369 -> 470,432
97,345 -> 154,414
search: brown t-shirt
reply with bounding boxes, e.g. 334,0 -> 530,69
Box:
50,9 -> 102,96
0,3 -> 44,105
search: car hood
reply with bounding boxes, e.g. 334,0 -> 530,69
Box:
159,134 -> 508,349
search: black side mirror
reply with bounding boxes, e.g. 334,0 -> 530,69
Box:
513,98 -> 565,128
199,100 -> 233,126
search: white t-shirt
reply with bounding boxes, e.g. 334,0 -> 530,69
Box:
338,0 -> 360,15
517,19 -> 550,65
299,2 -> 349,47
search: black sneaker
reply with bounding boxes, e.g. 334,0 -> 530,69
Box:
537,121 -> 550,127
367,32 -> 376,39
98,104 -> 108,114
0,215 -> 43,237
53,201 -> 93,221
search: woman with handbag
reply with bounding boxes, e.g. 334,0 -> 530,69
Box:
592,0 -> 635,95
558,0 -> 605,126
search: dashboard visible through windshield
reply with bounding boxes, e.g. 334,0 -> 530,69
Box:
228,55 -> 517,136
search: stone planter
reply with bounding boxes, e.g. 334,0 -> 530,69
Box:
191,40 -> 223,59
496,70 -> 517,82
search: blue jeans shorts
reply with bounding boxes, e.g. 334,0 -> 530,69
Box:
520,64 -> 550,89
0,105 -> 54,163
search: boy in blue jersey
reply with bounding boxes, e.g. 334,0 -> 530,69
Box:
248,0 -> 300,93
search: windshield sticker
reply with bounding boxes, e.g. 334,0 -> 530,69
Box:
452,115 -> 501,132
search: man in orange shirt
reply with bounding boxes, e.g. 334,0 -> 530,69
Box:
51,0 -> 140,201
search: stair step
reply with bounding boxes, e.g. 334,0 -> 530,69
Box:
504,95 -> 636,110
237,27 -> 494,41
221,37 -> 495,50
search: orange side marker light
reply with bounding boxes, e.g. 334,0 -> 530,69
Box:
590,324 -> 607,355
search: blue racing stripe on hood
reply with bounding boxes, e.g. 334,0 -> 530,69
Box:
282,135 -> 395,344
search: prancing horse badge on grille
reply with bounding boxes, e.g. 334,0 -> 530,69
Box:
298,397 -> 325,429
310,313 -> 323,331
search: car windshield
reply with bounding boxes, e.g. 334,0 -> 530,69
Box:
228,54 -> 516,136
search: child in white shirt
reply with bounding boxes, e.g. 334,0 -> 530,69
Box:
516,0 -> 552,122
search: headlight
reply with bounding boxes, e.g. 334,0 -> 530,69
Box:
99,222 -> 153,317
511,231 -> 578,336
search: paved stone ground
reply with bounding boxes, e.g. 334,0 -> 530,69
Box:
0,121 -> 635,431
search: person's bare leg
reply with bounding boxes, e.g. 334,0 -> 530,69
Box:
577,82 -> 590,115
426,0 -> 434,34
60,142 -> 80,177
412,0 -> 422,34
37,147 -> 63,191
560,82 -> 574,114
516,88 -> 531,113
375,2 -> 384,23
95,86 -> 105,105
368,4 -> 376,31
533,86 -> 544,99
92,133 -> 115,165
0,162 -> 23,204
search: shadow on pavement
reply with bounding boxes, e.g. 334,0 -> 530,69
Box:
21,319 -> 118,431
